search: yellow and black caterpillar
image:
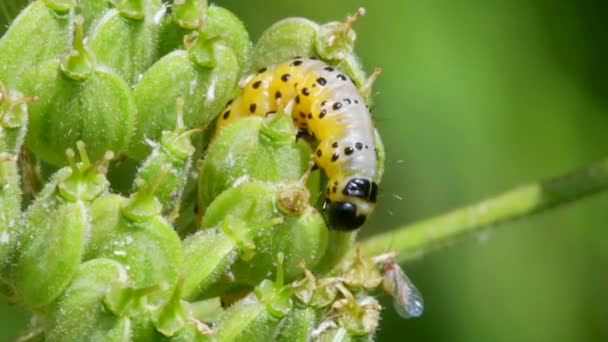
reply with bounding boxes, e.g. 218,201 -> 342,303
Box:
216,57 -> 379,231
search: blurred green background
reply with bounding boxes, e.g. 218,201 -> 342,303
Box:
2,0 -> 607,341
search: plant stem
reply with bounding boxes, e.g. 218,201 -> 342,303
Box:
360,157 -> 608,263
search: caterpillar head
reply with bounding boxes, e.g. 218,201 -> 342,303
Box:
323,177 -> 378,231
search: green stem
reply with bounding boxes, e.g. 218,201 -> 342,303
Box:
360,157 -> 608,263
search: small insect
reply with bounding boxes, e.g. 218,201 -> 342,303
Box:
382,259 -> 424,319
216,57 -> 379,231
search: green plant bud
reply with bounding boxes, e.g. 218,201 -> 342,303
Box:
76,0 -> 112,33
251,17 -> 319,72
198,181 -> 329,296
213,293 -> 281,342
314,8 -> 373,89
88,0 -> 164,85
0,153 -> 21,274
337,248 -> 383,290
334,295 -> 381,337
44,0 -> 77,13
274,308 -> 317,342
0,0 -> 73,88
157,0 -> 206,57
46,259 -> 132,342
0,83 -> 34,154
129,33 -> 238,160
251,10 -> 371,89
293,268 -> 338,309
86,176 -> 183,305
0,84 -> 34,277
315,8 -> 364,62
213,256 -> 292,341
135,99 -> 199,216
253,253 -> 293,317
12,144 -> 112,307
150,278 -> 214,340
198,113 -> 319,215
174,0 -> 207,30
330,284 -> 381,337
153,285 -> 191,337
181,229 -> 238,300
202,5 -> 252,76
19,17 -> 136,166
101,280 -> 172,342
158,3 -> 250,75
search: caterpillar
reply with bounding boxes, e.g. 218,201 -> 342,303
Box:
216,57 -> 379,231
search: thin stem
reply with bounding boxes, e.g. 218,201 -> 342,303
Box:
360,157 -> 608,263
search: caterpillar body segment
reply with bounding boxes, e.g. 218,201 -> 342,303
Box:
216,57 -> 379,231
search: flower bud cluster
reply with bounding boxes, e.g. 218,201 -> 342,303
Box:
0,3 -> 403,341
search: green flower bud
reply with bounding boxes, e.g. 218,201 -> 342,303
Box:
153,291 -> 190,337
254,253 -> 292,317
213,293 -> 281,342
0,0 -> 73,88
88,0 -> 164,85
202,5 -> 252,76
0,83 -> 34,154
116,0 -> 144,20
199,181 -> 328,295
306,283 -> 380,339
293,267 -> 338,309
103,280 -> 171,342
135,98 -> 199,217
157,0 -> 206,57
159,3 -> 251,76
129,33 -> 238,160
181,229 -> 238,300
315,8 -> 364,62
0,84 -> 35,276
173,0 -> 207,30
337,247 -> 383,290
19,18 -> 136,166
332,293 -> 381,337
150,278 -> 213,340
86,176 -> 183,305
251,17 -> 319,72
76,0 -> 112,33
213,256 -> 292,341
0,153 -> 21,274
12,144 -> 112,307
44,0 -> 77,13
46,259 -> 131,342
198,113 -> 320,215
251,9 -> 371,89
274,308 -> 317,342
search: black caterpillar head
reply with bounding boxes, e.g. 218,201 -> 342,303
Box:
323,201 -> 366,231
322,178 -> 379,231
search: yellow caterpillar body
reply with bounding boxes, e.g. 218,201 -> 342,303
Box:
216,57 -> 378,230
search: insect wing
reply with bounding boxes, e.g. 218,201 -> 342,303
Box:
384,262 -> 424,318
